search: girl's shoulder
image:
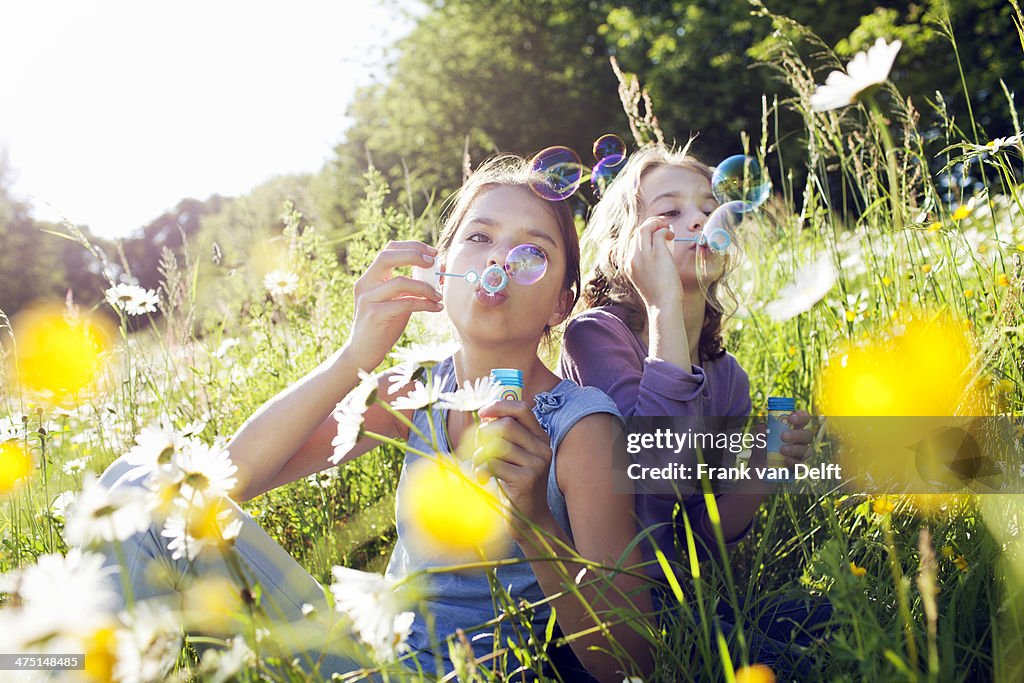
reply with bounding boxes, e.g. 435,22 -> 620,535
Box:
533,378 -> 621,449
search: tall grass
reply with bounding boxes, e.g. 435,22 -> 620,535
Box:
2,6 -> 1023,681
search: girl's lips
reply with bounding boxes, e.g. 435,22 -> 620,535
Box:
474,288 -> 508,307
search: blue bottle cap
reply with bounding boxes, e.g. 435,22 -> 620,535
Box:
490,368 -> 523,387
767,396 -> 796,411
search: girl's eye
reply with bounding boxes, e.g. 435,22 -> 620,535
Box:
466,232 -> 490,243
660,210 -> 681,218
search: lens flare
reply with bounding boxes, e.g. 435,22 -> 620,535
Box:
712,155 -> 772,208
529,146 -> 583,201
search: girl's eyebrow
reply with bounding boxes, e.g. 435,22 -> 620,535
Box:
465,217 -> 559,249
650,190 -> 716,204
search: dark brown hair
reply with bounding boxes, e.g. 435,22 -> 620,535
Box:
436,155 -> 581,333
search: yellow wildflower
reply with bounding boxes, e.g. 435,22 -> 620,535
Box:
850,562 -> 867,578
996,379 -> 1015,394
927,222 -> 942,233
954,555 -> 969,572
845,310 -> 856,322
952,197 -> 976,221
964,289 -> 974,298
873,496 -> 895,516
1017,243 -> 1024,253
0,442 -> 32,495
997,273 -> 1010,287
921,264 -> 932,274
941,545 -> 955,559
881,276 -> 891,286
736,664 -> 776,683
787,346 -> 797,356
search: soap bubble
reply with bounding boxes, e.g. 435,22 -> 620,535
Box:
592,134 -> 626,161
480,265 -> 509,293
505,243 -> 548,285
591,153 -> 626,198
529,146 -> 583,201
695,201 -> 767,307
712,155 -> 771,208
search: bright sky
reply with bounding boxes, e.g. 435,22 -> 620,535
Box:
0,1 -> 412,238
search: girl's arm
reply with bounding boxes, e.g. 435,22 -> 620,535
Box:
475,403 -> 653,681
229,240 -> 442,501
560,310 -> 709,418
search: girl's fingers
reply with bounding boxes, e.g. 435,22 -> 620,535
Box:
476,419 -> 546,462
372,298 -> 444,318
361,246 -> 438,283
362,276 -> 441,304
781,429 -> 813,445
477,401 -> 549,443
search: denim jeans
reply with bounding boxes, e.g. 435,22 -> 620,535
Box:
95,454 -> 376,680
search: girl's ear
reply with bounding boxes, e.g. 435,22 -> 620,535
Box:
547,289 -> 574,328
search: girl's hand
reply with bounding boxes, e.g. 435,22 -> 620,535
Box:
345,240 -> 443,370
624,215 -> 683,308
778,410 -> 813,466
473,400 -> 555,541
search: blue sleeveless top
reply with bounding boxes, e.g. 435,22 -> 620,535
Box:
385,356 -> 621,676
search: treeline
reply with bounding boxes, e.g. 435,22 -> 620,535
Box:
2,0 -> 1020,320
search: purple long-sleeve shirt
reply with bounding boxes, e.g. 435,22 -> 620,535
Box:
558,305 -> 753,579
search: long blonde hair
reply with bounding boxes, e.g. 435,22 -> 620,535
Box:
580,144 -> 739,361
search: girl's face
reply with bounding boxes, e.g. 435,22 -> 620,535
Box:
441,185 -> 571,346
637,165 -> 722,287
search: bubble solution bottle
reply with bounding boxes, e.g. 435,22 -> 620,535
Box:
490,369 -> 523,401
766,396 -> 796,470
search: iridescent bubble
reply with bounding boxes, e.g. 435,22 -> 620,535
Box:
505,243 -> 548,285
529,146 -> 583,201
590,153 -> 626,198
692,200 -> 770,313
712,155 -> 771,208
592,134 -> 626,161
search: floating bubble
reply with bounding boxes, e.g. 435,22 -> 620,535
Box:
592,134 -> 626,161
712,155 -> 772,208
529,146 -> 583,201
591,153 -> 627,198
504,243 -> 548,285
695,201 -> 765,301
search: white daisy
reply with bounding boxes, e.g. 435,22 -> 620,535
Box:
437,375 -> 503,413
104,283 -> 159,316
124,420 -> 182,471
330,566 -> 414,662
199,636 -> 256,683
161,496 -> 243,561
169,440 -> 238,501
62,456 -> 91,475
264,270 -> 299,297
810,38 -> 902,112
49,490 -> 78,519
390,377 -> 447,411
390,340 -> 460,368
763,254 -> 838,322
114,600 -> 182,683
330,371 -> 379,464
63,473 -> 153,547
2,548 -> 119,643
